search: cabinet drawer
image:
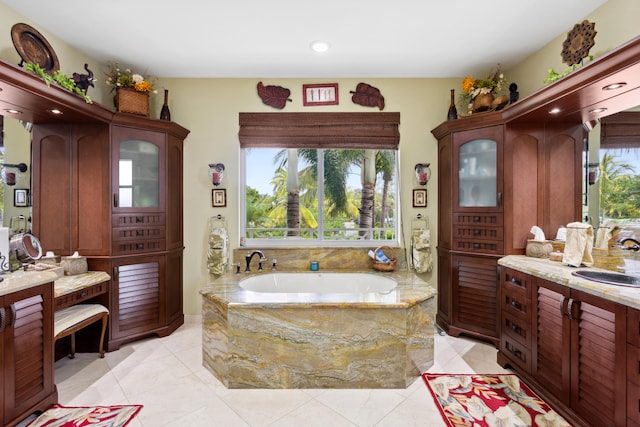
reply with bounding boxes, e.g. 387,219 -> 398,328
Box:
629,307 -> 640,346
501,268 -> 532,299
112,226 -> 166,242
112,213 -> 166,228
502,291 -> 531,321
501,335 -> 531,372
501,312 -> 531,348
454,239 -> 503,254
112,239 -> 165,255
453,225 -> 503,241
453,213 -> 503,227
55,281 -> 108,310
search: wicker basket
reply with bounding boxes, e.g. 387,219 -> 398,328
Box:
372,246 -> 397,272
115,87 -> 149,116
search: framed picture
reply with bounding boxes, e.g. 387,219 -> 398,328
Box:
212,189 -> 227,207
14,188 -> 29,207
303,83 -> 339,106
413,189 -> 427,208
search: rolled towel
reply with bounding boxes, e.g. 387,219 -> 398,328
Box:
562,222 -> 594,267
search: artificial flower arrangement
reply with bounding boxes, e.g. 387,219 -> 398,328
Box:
461,64 -> 506,99
105,61 -> 157,94
460,64 -> 507,113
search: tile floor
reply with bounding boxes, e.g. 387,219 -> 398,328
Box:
53,315 -> 511,426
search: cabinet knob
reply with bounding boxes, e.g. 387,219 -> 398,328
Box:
473,229 -> 480,236
473,243 -> 480,249
473,216 -> 481,222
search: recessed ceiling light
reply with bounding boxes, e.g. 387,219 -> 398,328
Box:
310,40 -> 330,53
4,109 -> 22,115
602,82 -> 627,90
549,107 -> 561,114
49,109 -> 63,115
589,107 -> 608,114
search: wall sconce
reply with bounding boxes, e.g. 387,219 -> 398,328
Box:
415,163 -> 431,186
588,162 -> 600,185
209,163 -> 225,186
2,163 -> 28,186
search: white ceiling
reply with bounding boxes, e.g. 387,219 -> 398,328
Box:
1,0 -> 607,79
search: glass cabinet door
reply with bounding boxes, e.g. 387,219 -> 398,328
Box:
112,127 -> 165,211
117,139 -> 159,208
458,139 -> 498,208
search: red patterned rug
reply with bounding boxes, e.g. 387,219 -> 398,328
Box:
27,404 -> 142,427
422,373 -> 572,427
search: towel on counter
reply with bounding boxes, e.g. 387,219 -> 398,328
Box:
562,222 -> 594,267
412,229 -> 433,273
207,227 -> 228,275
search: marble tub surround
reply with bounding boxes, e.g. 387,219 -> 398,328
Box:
233,246 -> 408,272
499,255 -> 640,310
201,270 -> 436,388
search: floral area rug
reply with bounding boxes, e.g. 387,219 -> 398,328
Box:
422,373 -> 572,427
27,404 -> 142,427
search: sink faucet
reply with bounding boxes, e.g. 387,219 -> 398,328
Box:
245,250 -> 267,272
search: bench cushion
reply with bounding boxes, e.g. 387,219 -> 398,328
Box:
54,304 -> 109,337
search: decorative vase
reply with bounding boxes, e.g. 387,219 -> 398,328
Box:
472,93 -> 494,113
115,87 -> 149,116
447,89 -> 458,120
160,89 -> 171,121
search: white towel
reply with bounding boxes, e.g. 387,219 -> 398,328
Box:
412,229 -> 433,273
562,222 -> 594,267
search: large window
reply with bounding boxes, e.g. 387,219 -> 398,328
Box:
239,112 -> 401,246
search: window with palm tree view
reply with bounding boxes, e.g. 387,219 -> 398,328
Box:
242,147 -> 398,245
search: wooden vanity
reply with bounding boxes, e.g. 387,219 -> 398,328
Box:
497,255 -> 640,426
0,57 -> 190,353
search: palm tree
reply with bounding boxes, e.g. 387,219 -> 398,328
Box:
600,152 -> 636,219
376,150 -> 395,232
359,149 -> 377,237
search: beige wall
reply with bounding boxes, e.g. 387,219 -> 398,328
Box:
0,0 -> 639,314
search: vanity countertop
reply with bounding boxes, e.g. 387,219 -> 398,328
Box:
0,268 -> 61,296
499,255 -> 640,310
0,269 -> 111,298
201,269 -> 436,308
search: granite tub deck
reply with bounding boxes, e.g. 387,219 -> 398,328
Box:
200,270 -> 436,389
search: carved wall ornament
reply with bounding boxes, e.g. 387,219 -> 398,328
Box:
257,81 -> 292,109
561,20 -> 597,66
350,82 -> 385,110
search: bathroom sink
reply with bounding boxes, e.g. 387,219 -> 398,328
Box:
571,270 -> 640,287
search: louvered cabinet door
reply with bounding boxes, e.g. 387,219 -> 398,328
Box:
110,256 -> 166,342
569,289 -> 626,427
531,278 -> 571,404
451,255 -> 499,342
2,283 -> 57,425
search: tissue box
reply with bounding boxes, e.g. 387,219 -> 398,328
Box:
525,240 -> 553,258
60,256 -> 88,275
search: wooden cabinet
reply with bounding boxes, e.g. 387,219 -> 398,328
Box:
32,116 -> 189,352
627,308 -> 640,426
499,267 -> 533,373
2,283 -> 57,427
498,269 -> 627,426
433,116 -> 583,346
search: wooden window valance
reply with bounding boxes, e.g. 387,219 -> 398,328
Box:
600,111 -> 640,149
238,112 -> 400,149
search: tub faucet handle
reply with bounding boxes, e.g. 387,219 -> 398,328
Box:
271,259 -> 277,271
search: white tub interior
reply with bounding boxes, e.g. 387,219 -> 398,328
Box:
239,272 -> 397,293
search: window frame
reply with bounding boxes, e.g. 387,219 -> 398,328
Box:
238,112 -> 401,248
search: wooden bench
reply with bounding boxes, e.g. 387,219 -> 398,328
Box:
54,304 -> 109,358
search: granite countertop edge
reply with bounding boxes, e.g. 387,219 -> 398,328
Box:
499,255 -> 640,310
